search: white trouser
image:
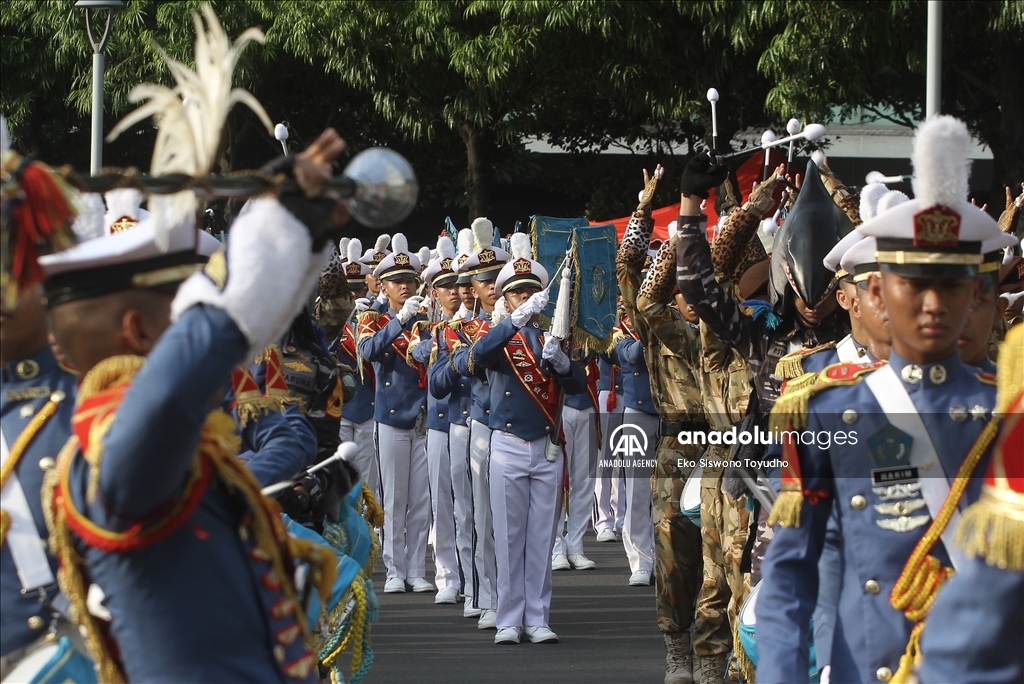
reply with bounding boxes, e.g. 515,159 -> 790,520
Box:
375,422 -> 429,581
427,428 -> 459,590
339,416 -> 378,501
594,391 -> 626,534
448,423 -> 474,597
552,405 -> 596,556
622,407 -> 656,574
490,430 -> 562,630
469,419 -> 497,610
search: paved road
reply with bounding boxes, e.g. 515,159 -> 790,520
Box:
365,532 -> 667,683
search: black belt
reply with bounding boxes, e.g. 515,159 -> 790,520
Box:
659,419 -> 710,438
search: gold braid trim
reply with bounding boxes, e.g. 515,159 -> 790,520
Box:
956,484 -> 1024,572
732,616 -> 756,684
888,418 -> 1000,683
252,344 -> 278,365
773,341 -> 836,380
448,341 -> 469,373
768,362 -> 880,435
1,392 -> 63,546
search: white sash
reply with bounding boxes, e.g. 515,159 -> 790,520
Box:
0,427 -> 56,589
864,365 -> 964,571
835,334 -> 866,364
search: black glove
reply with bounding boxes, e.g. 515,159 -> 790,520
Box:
261,154 -> 342,253
679,154 -> 728,199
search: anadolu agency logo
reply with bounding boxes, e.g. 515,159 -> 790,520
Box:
601,423 -> 656,469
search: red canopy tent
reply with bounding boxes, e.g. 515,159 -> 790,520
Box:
594,149 -> 787,243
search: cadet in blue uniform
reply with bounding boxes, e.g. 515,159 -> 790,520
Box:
755,116 -> 1008,683
38,128 -> 349,683
411,236 -> 461,604
471,234 -> 587,645
0,294 -> 79,673
593,345 -> 626,543
358,233 -> 433,595
613,313 -> 658,586
447,217 -> 511,629
958,236 -> 1019,375
334,238 -> 380,498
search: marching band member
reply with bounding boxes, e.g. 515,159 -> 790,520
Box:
358,233 -> 432,595
471,233 -> 587,645
756,116 -> 1007,683
593,336 -> 626,544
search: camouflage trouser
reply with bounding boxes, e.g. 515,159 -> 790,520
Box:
651,436 -> 703,634
693,446 -> 751,658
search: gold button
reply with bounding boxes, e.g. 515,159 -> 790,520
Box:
50,390 -> 66,402
384,352 -> 390,358
876,666 -> 893,681
506,423 -> 512,428
385,381 -> 391,387
485,409 -> 490,414
842,409 -> 858,424
637,400 -> 643,405
463,410 -> 469,415
865,579 -> 881,594
544,426 -> 551,432
39,457 -> 55,471
389,409 -> 396,414
274,645 -> 286,662
370,402 -> 375,407
482,380 -> 489,386
851,495 -> 867,510
505,391 -> 512,397
28,615 -> 45,630
438,413 -> 444,418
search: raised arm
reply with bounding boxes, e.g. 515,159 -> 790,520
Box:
711,167 -> 780,284
616,165 -> 664,311
635,236 -> 700,366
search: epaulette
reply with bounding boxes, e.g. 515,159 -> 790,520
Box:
773,340 -> 837,380
611,328 -> 627,346
447,319 -> 463,332
976,370 -> 996,386
357,310 -> 381,326
769,360 -> 884,434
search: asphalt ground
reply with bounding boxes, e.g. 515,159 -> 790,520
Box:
365,531 -> 667,684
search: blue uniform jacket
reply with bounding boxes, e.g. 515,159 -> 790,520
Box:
411,334 -> 449,432
450,313 -> 493,426
918,555 -> 1024,683
756,351 -> 996,683
429,336 -> 472,428
564,354 -> 597,411
66,306 -> 317,683
230,398 -> 317,488
800,334 -> 876,376
470,317 -> 587,442
1,348 -> 77,656
614,338 -> 656,414
332,323 -> 375,425
596,355 -> 623,396
357,310 -> 427,430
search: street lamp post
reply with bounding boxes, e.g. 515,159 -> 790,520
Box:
75,0 -> 123,175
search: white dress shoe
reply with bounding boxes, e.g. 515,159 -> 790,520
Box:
463,601 -> 482,618
596,529 -> 618,542
383,577 -> 407,593
494,627 -> 521,644
629,569 -> 653,586
477,609 -> 497,629
408,577 -> 434,593
567,553 -> 596,570
551,554 -> 570,571
435,587 -> 459,604
523,626 -> 559,643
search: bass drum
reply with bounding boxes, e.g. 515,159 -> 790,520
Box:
680,464 -> 703,526
2,636 -> 96,684
737,580 -> 820,681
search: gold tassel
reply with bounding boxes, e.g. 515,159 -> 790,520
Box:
732,615 -> 756,683
768,386 -> 813,434
957,491 -> 1024,571
767,488 -> 804,528
889,621 -> 924,684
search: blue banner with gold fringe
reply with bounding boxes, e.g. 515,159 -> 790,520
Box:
529,216 -> 617,352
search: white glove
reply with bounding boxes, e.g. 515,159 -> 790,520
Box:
1003,245 -> 1015,265
510,288 -> 550,328
396,295 -> 425,325
490,297 -> 509,325
376,290 -> 388,305
354,297 -> 371,314
541,332 -> 570,375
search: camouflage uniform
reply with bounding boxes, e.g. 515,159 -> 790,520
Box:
710,176 -> 778,287
615,179 -> 704,646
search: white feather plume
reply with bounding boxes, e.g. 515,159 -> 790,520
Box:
392,233 -> 409,254
436,236 -> 455,260
104,188 -> 144,221
338,237 -> 349,258
347,238 -> 363,263
71,193 -> 106,241
858,183 -> 889,223
509,232 -> 532,260
471,217 -> 493,251
417,246 -> 431,265
456,228 -> 473,257
877,190 -> 910,214
106,3 -> 272,250
374,234 -> 391,252
912,115 -> 972,209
